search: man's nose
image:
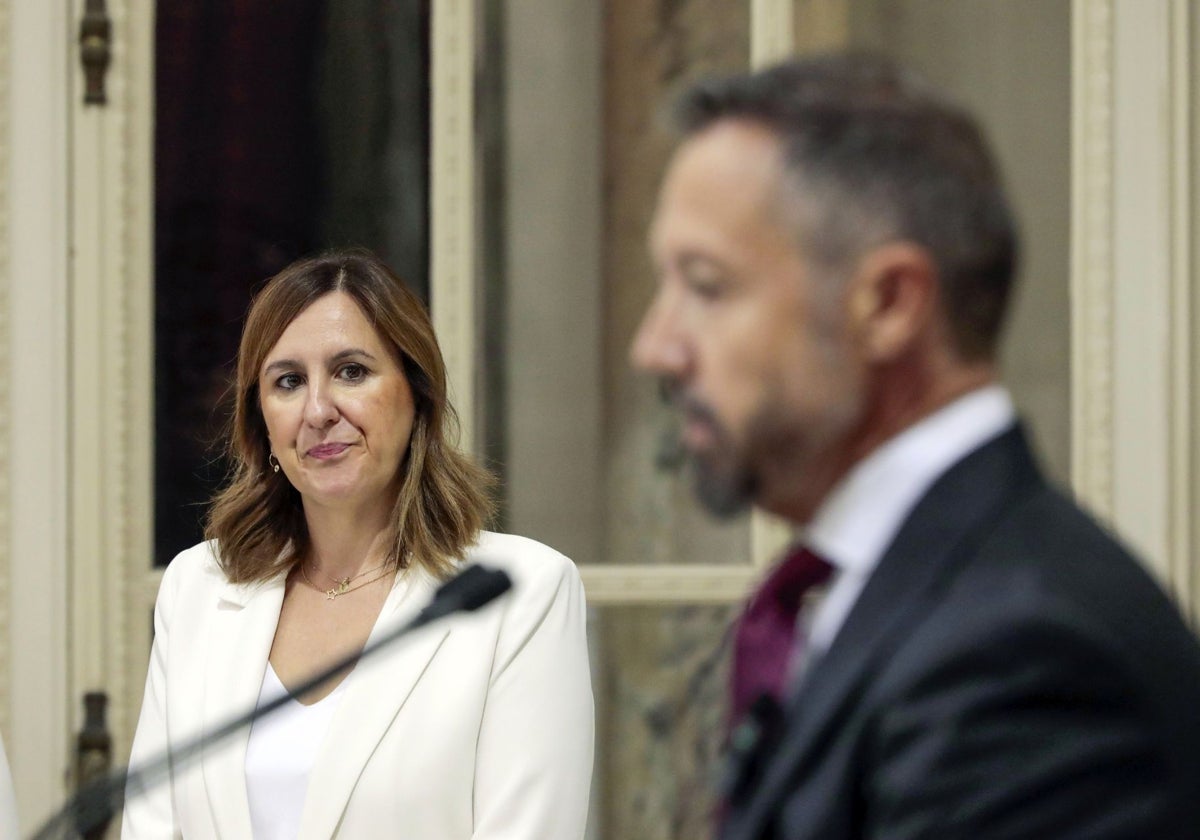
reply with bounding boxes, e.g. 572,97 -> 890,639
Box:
630,295 -> 689,377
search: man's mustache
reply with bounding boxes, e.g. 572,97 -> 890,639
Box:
658,379 -> 719,426
655,379 -> 723,472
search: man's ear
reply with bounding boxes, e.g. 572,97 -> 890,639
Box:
846,242 -> 938,362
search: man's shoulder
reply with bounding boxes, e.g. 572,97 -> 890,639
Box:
882,485 -> 1200,704
910,432 -> 1163,626
970,484 -> 1174,620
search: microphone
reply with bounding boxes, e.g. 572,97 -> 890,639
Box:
719,693 -> 784,805
410,564 -> 513,624
28,564 -> 513,840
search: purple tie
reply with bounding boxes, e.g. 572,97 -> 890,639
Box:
730,546 -> 833,726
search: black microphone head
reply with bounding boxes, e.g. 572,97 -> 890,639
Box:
719,693 -> 784,805
431,564 -> 513,614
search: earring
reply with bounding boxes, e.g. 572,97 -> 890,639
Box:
268,453 -> 280,474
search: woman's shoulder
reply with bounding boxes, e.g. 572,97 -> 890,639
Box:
462,531 -> 581,594
466,530 -> 572,567
159,539 -> 227,588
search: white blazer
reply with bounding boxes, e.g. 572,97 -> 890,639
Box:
122,532 -> 594,839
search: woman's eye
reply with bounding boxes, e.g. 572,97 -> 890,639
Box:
338,363 -> 367,382
275,372 -> 303,391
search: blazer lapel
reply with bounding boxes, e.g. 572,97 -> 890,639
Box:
201,573 -> 287,839
297,568 -> 451,840
733,427 -> 1043,838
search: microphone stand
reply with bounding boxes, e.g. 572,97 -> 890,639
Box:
29,564 -> 513,840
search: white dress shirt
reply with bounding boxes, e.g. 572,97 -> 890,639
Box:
800,385 -> 1017,671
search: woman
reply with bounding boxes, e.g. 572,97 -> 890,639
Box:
123,249 -> 594,839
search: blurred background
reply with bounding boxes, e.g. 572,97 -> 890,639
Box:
3,0 -> 1199,837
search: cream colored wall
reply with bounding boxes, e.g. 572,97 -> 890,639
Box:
502,0 -> 604,568
850,0 -> 1073,484
5,0 -> 73,829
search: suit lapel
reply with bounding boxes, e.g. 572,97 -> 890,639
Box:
733,427 -> 1042,838
297,568 -> 451,840
201,573 -> 287,839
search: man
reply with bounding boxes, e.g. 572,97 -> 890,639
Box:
631,53 -> 1200,839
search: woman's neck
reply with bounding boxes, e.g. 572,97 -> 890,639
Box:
302,499 -> 394,579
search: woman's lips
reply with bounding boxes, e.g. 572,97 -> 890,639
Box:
306,442 -> 351,460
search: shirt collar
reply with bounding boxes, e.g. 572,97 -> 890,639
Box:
804,384 -> 1016,576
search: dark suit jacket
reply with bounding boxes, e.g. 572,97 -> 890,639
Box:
722,426 -> 1200,840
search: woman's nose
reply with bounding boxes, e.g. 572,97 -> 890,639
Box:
303,384 -> 339,427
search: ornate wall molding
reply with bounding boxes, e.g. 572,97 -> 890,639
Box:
1070,0 -> 1115,523
109,0 -> 134,752
1072,0 -> 1199,620
110,0 -> 155,759
66,0 -> 155,768
0,0 -> 12,742
430,0 -> 476,454
1166,0 -> 1196,617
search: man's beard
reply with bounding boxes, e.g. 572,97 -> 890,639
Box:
688,447 -> 756,518
667,389 -> 757,519
672,384 -> 852,521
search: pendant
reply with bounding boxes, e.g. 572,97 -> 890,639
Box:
325,588 -> 337,600
336,577 -> 351,594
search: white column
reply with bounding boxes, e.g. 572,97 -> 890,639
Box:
7,0 -> 72,828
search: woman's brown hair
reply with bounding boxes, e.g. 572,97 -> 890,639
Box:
205,248 -> 494,584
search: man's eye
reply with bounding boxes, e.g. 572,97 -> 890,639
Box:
686,273 -> 726,299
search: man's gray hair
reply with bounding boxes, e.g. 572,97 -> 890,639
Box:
672,53 -> 1018,361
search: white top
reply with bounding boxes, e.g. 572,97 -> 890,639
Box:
245,663 -> 348,840
798,385 -> 1017,673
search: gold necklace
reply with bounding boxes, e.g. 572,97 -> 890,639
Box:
310,560 -> 387,593
299,562 -> 392,601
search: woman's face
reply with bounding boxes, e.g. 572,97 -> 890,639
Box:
258,291 -> 416,517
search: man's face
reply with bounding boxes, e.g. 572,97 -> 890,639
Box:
631,120 -> 865,520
